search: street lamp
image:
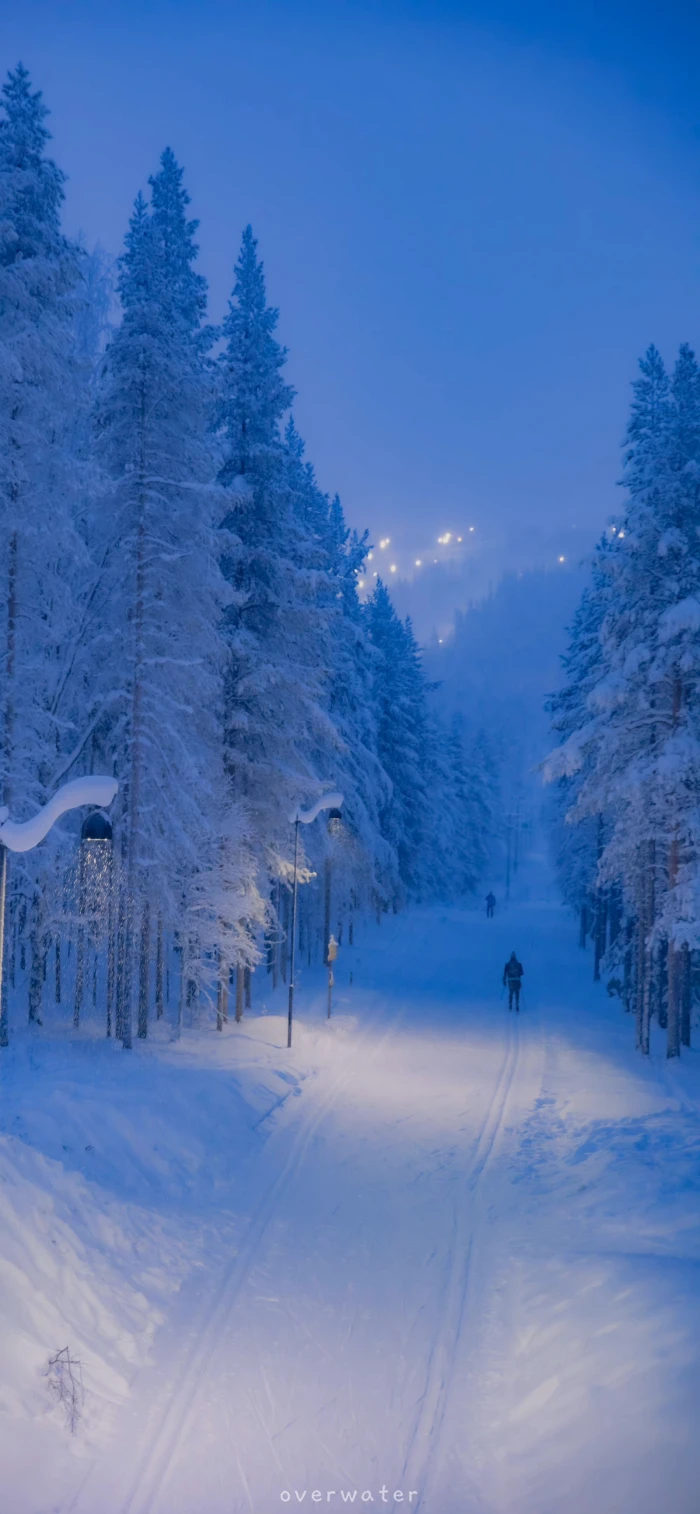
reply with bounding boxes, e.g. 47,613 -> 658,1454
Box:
0,775 -> 118,1046
286,791 -> 343,1048
74,810 -> 115,1032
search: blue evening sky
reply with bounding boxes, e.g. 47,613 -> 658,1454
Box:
4,0 -> 700,618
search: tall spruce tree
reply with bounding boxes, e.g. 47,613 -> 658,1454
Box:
0,65 -> 90,1032
284,422 -> 395,915
367,582 -> 430,902
94,152 -> 236,1043
216,228 -> 330,886
547,345 -> 700,1056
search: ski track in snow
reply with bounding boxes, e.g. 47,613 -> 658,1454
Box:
69,996 -> 407,1514
400,1008 -> 521,1508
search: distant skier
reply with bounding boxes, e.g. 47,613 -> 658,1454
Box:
485,891 -> 496,918
503,951 -> 524,1011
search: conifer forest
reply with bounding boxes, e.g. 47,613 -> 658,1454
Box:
2,15 -> 700,1514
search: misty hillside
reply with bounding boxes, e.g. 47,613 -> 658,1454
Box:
426,563 -> 587,788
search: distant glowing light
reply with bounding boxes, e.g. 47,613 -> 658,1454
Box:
437,532 -> 453,545
438,638 -> 443,644
367,552 -> 373,560
390,563 -> 397,573
457,536 -> 462,542
619,531 -> 625,538
469,526 -> 475,532
434,558 -> 438,563
379,538 -> 390,549
358,579 -> 365,588
558,555 -> 566,563
415,558 -> 422,567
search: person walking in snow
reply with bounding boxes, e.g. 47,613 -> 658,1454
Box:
503,951 -> 524,1011
486,891 -> 496,918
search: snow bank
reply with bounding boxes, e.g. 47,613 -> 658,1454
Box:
0,1018 -> 307,1502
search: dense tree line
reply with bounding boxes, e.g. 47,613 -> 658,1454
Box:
0,67 -> 496,1043
547,344 -> 700,1057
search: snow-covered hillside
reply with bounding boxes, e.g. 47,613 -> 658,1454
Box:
2,846 -> 698,1514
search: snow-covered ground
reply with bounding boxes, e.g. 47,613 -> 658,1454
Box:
2,849 -> 700,1514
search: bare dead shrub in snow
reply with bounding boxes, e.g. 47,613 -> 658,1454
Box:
47,1347 -> 84,1432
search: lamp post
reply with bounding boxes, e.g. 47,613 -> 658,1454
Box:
0,775 -> 118,1047
75,810 -> 114,1033
286,791 -> 343,1049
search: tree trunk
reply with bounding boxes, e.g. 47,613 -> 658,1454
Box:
593,890 -> 607,981
636,856 -> 650,1052
281,889 -> 288,985
55,934 -> 62,1004
235,964 -> 244,1023
324,859 -> 332,964
681,944 -> 691,1048
116,885 -> 131,1048
0,847 -> 8,1048
4,532 -> 18,810
608,885 -> 622,948
74,926 -> 85,1029
216,950 -> 228,1031
9,904 -> 16,989
155,914 -> 164,1019
244,966 -> 251,1010
667,831 -> 681,1059
272,883 -> 279,989
639,845 -> 655,1056
623,916 -> 634,1012
656,938 -> 668,1029
667,941 -> 681,1058
640,942 -> 654,1056
138,898 -> 150,1039
177,935 -> 185,1038
28,907 -> 45,1027
106,901 -> 114,1038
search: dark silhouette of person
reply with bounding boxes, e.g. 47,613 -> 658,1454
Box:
486,892 -> 496,918
503,951 -> 524,1010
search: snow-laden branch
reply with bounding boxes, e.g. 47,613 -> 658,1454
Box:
289,792 -> 344,825
0,776 -> 118,853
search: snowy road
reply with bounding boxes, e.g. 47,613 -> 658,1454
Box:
5,861 -> 700,1514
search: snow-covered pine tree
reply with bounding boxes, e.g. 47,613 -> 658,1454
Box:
94,150 -> 238,1044
284,421 -> 395,928
0,65 -> 91,1034
367,581 -> 431,903
216,229 -> 331,917
547,558 -> 611,962
547,345 -> 700,1056
445,715 -> 497,897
